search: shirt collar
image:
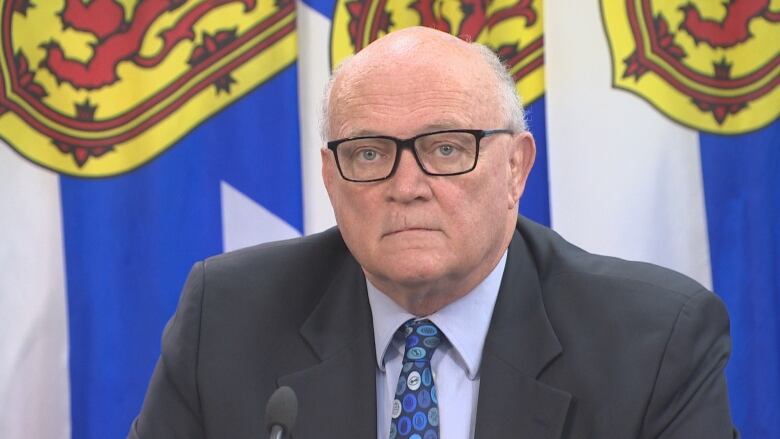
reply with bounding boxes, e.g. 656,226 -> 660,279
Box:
366,251 -> 507,380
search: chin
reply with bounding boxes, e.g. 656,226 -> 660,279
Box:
380,236 -> 448,257
379,261 -> 448,287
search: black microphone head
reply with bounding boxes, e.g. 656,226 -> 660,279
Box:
265,386 -> 298,435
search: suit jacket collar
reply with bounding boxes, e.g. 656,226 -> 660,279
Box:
278,253 -> 378,438
474,228 -> 572,438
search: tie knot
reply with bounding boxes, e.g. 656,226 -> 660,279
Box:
401,319 -> 442,363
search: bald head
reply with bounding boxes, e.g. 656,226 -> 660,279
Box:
321,27 -> 526,140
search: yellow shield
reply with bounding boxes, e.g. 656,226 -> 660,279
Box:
330,0 -> 545,106
602,0 -> 780,134
0,0 -> 296,176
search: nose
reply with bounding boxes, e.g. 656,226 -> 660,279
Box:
385,149 -> 433,203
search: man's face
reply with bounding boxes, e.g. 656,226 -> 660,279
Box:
322,33 -> 534,305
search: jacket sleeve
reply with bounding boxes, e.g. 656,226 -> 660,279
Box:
128,262 -> 207,439
641,288 -> 739,438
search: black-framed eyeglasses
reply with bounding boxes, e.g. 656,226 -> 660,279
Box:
326,129 -> 513,182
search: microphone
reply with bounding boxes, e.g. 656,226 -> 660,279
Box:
265,386 -> 298,439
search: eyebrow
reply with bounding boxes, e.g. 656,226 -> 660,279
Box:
346,122 -> 467,138
421,122 -> 464,131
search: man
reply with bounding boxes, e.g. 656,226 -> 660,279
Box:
129,27 -> 737,438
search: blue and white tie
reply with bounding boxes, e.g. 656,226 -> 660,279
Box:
390,319 -> 442,439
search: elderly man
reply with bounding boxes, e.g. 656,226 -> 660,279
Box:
129,27 -> 736,438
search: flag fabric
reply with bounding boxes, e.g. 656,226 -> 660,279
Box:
0,1 -> 777,439
545,2 -> 779,438
0,145 -> 70,439
1,2 -> 302,438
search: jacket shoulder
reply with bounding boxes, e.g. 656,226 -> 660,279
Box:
195,227 -> 352,327
515,218 -> 734,437
517,217 -> 711,305
204,226 -> 348,277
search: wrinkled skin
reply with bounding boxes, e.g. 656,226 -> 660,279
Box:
322,27 -> 536,315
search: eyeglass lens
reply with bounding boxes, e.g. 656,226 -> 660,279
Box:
335,131 -> 478,181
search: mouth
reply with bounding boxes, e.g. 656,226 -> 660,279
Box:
383,227 -> 439,237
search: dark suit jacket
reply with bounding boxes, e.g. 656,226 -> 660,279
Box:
129,217 -> 737,438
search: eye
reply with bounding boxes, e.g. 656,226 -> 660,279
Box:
437,144 -> 457,156
359,149 -> 378,161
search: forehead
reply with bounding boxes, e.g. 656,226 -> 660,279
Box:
328,52 -> 503,139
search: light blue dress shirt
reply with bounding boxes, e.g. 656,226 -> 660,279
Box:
366,251 -> 507,439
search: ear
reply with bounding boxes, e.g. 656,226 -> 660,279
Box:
507,132 -> 536,209
321,147 -> 337,199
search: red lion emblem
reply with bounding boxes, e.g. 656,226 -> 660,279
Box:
680,0 -> 780,48
40,0 -> 255,90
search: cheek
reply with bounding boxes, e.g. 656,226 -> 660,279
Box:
332,189 -> 365,229
446,170 -> 511,244
330,188 -> 382,251
461,165 -> 509,211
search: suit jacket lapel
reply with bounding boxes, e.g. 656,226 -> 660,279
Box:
278,254 -> 377,439
475,230 -> 572,439
276,228 -> 571,438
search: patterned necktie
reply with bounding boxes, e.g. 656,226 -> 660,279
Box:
390,319 -> 442,439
